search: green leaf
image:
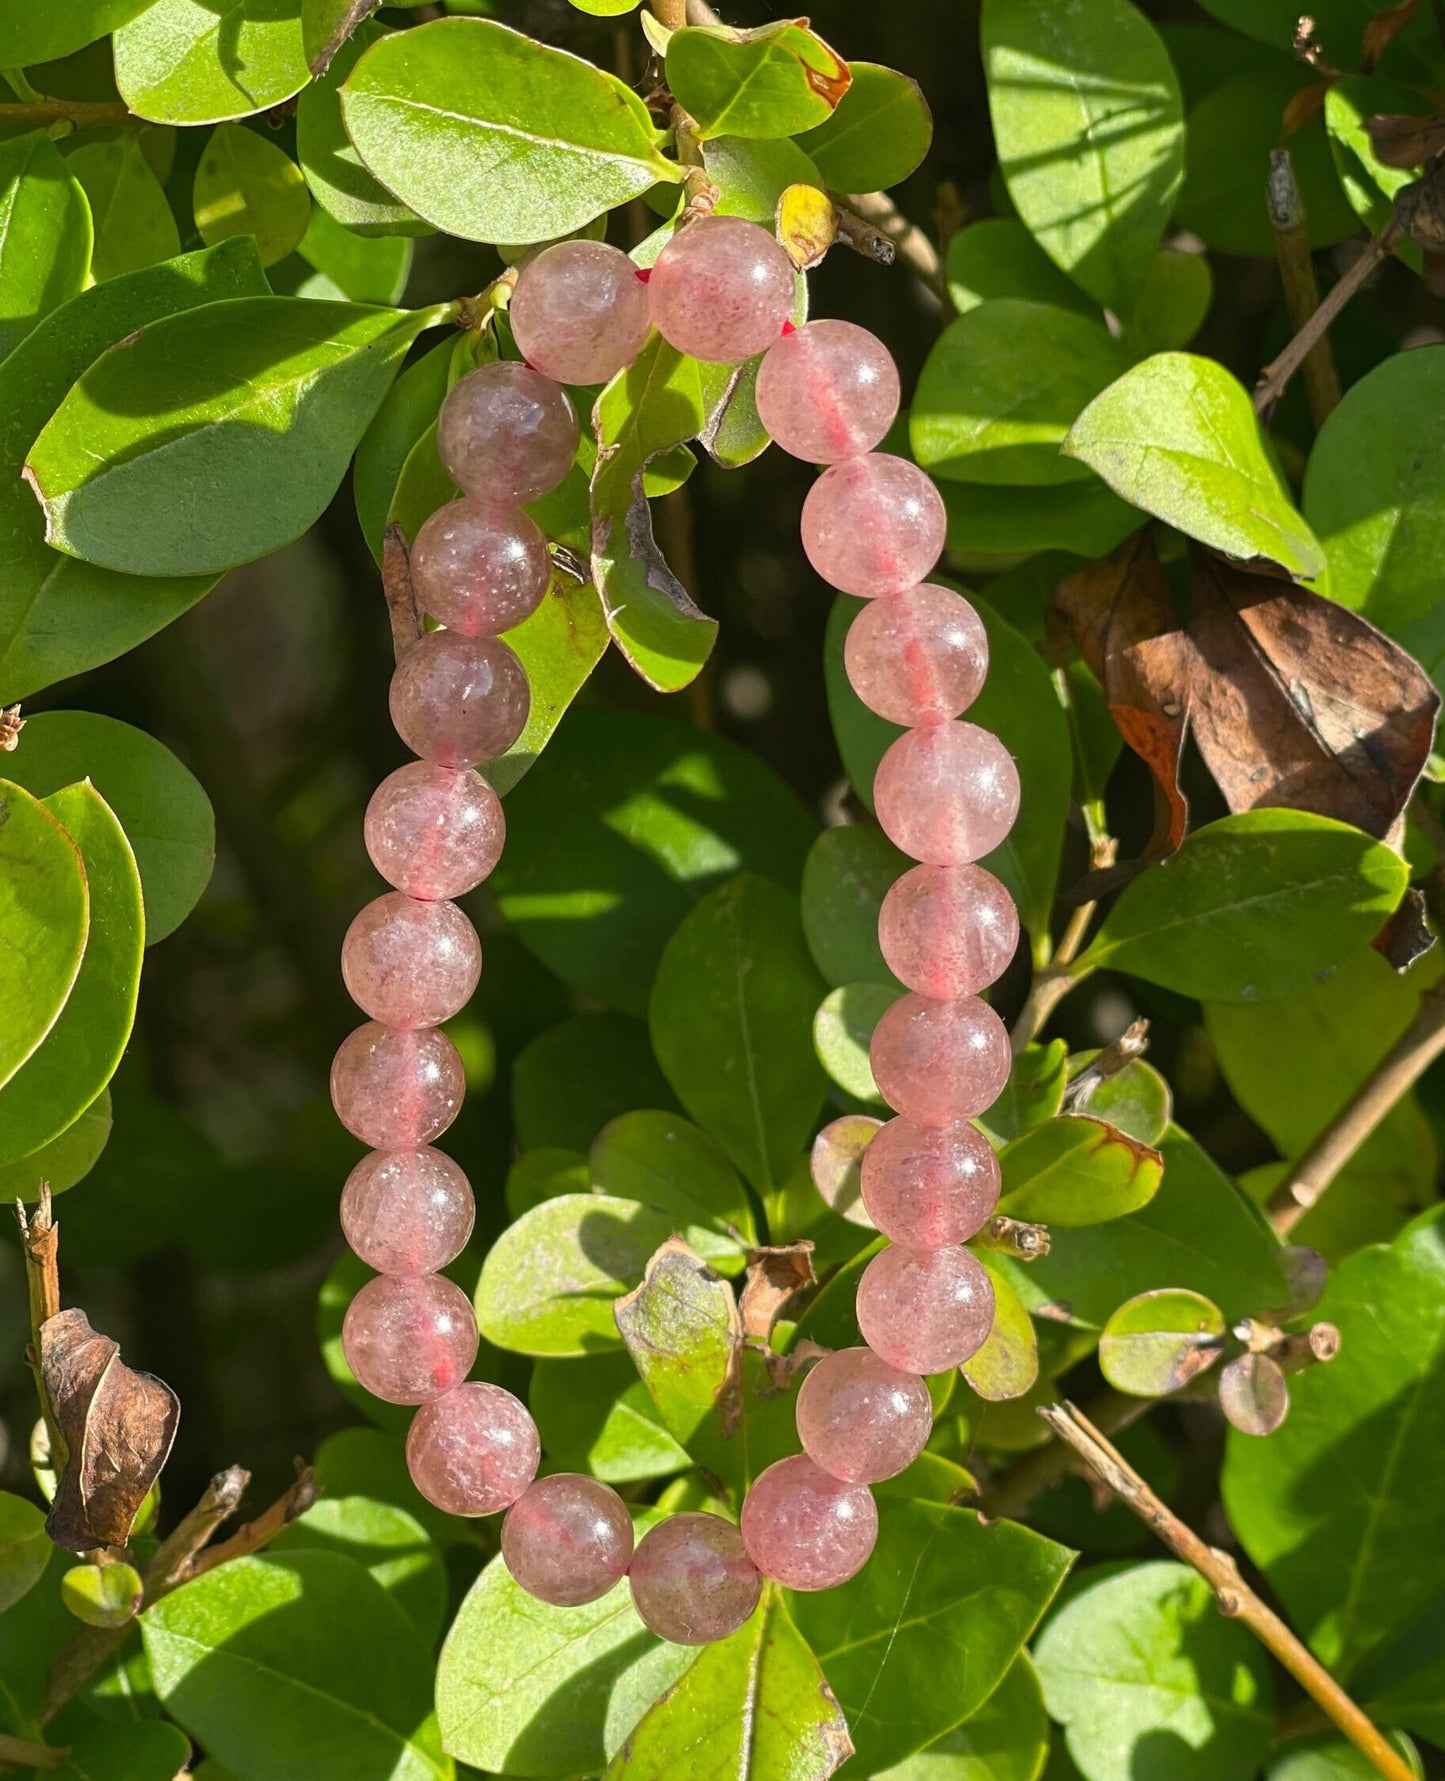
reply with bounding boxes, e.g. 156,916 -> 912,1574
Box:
1035,1560 -> 1273,1781
1063,353 -> 1326,580
319,1250 -> 410,1434
294,204 -> 411,304
1069,1055 -> 1172,1148
871,1655 -> 1049,1781
352,334 -> 452,559
0,780 -> 87,1093
0,1083 -> 109,1204
944,219 -> 1099,320
982,0 -> 1184,314
650,873 -> 827,1192
1099,1288 -> 1226,1396
114,0 -> 311,125
792,1498 -> 1072,1773
1222,1208 -> 1445,1675
975,1040 -> 1068,1145
666,20 -> 850,142
1188,0 -> 1437,67
793,62 -> 931,191
0,132 -> 92,364
531,1352 -> 691,1483
0,241 -> 270,703
615,1237 -> 740,1446
194,124 -> 311,268
961,1254 -> 1040,1402
26,296 -> 444,578
940,478 -> 1141,565
341,17 -> 681,245
61,1558 -> 144,1628
1268,1736 -> 1424,1781
700,136 -> 821,225
0,783 -> 143,1165
271,1494 -> 446,1642
64,137 -> 181,284
142,1551 -> 452,1779
506,1148 -> 590,1218
1353,1594 -> 1445,1748
592,1110 -> 758,1249
1125,248 -> 1213,356
997,1116 -> 1163,1228
513,1014 -> 678,1153
1078,810 -> 1408,1002
296,23 -> 430,237
913,301 -> 1131,487
52,1720 -> 194,1781
0,0 -> 150,65
814,981 -> 895,1103
312,1426 -> 464,1552
0,1491 -> 48,1614
486,572 -> 612,795
5,711 -> 215,945
606,1585 -> 851,1777
800,825 -> 905,990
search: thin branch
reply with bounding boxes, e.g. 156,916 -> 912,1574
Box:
381,523 -> 424,662
0,98 -> 134,129
0,1731 -> 64,1770
844,190 -> 945,302
15,1185 -> 62,1462
979,1387 -> 1144,1524
1010,900 -> 1096,1054
180,1464 -> 319,1584
1041,1403 -> 1416,1781
1267,149 -> 1342,425
651,0 -> 687,30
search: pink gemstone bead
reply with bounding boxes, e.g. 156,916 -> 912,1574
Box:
411,499 -> 550,637
502,1473 -> 634,1606
874,723 -> 1021,866
341,892 -> 481,1029
436,361 -> 579,503
340,1148 -> 475,1275
844,584 -> 989,726
755,320 -> 900,463
796,1347 -> 932,1484
510,240 -> 653,386
364,763 -> 505,902
740,1454 -> 878,1591
629,1513 -> 761,1646
870,992 -> 1011,1125
878,864 -> 1020,998
801,453 -> 946,598
343,1272 -> 479,1404
330,1022 -> 465,1149
406,1381 -> 540,1514
860,1117 -> 1000,1248
648,215 -> 795,364
389,630 -> 530,769
857,1243 -> 995,1373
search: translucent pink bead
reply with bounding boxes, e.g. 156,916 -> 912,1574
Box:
857,1243 -> 995,1373
860,1117 -> 1000,1248
340,1148 -> 475,1275
343,1272 -> 479,1404
648,216 -> 795,364
502,1473 -> 634,1606
406,1381 -> 540,1514
341,892 -> 481,1029
874,723 -> 1021,866
870,992 -> 1011,1125
801,453 -> 946,598
330,1022 -> 465,1149
629,1513 -> 761,1646
878,864 -> 1019,998
411,499 -> 550,637
796,1347 -> 932,1484
844,585 -> 989,726
755,320 -> 900,463
740,1454 -> 877,1591
510,240 -> 653,386
389,630 -> 529,768
436,362 -> 579,503
364,763 -> 505,901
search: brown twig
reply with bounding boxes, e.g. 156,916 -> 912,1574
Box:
979,1387 -> 1143,1523
180,1463 -> 319,1584
844,190 -> 945,302
15,1185 -> 62,1461
0,98 -> 134,129
1010,900 -> 1097,1054
973,1215 -> 1051,1260
834,207 -> 898,269
381,523 -> 424,662
1267,149 -> 1342,425
1041,1402 -> 1416,1781
0,1732 -> 64,1770
1066,1018 -> 1151,1111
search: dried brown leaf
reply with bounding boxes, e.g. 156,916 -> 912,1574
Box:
739,1242 -> 815,1343
1366,110 -> 1445,169
1362,0 -> 1423,71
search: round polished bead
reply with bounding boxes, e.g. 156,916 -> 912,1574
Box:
796,1347 -> 932,1484
436,362 -> 579,503
648,216 -> 795,363
364,762 -> 505,901
406,1381 -> 540,1514
389,630 -> 530,768
330,1022 -> 465,1149
844,584 -> 989,726
801,453 -> 946,598
502,1473 -> 634,1606
856,1243 -> 995,1373
873,723 -> 1021,866
341,892 -> 481,1029
411,499 -> 550,637
740,1453 -> 878,1591
809,1114 -> 882,1227
878,864 -> 1019,999
755,320 -> 900,463
511,240 -> 653,385
629,1513 -> 761,1645
870,992 -> 1011,1125
340,1148 -> 475,1275
343,1272 -> 478,1404
860,1117 -> 1000,1248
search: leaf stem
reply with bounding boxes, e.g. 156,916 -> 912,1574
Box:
1266,148 -> 1342,426
841,191 -> 945,302
0,1732 -> 64,1770
1010,899 -> 1097,1054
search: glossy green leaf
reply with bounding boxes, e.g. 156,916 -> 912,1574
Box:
793,62 -> 931,191
941,478 -> 1141,564
1099,1288 -> 1226,1397
666,20 -> 849,142
1126,248 -> 1213,356
0,132 -> 92,364
486,572 -> 612,795
531,1352 -> 691,1483
341,17 -> 681,244
271,1494 -> 446,1642
0,0 -> 151,65
52,1719 -> 193,1781
0,1088 -> 111,1203
296,23 -> 430,237
800,824 -> 905,990
1063,353 -> 1326,580
1068,1055 -> 1172,1148
615,1237 -> 739,1447
814,981 -> 894,1103
0,780 -> 88,1094
26,296 -> 445,577
1078,810 -> 1408,1002
982,0 -> 1184,314
513,1014 -> 677,1153
64,137 -> 180,283
701,135 -> 821,226
352,333 -> 451,559
311,1426 -> 464,1553
913,301 -> 1131,486
944,219 -> 1099,320
142,1551 -> 451,1779
0,1491 -> 48,1614
975,1040 -> 1068,1145
1326,77 -> 1424,238
295,204 -> 411,304
115,0 -> 311,125
61,1558 -> 144,1628
194,124 -> 311,268
872,1655 -> 1049,1781
962,1255 -> 1040,1402
997,1116 -> 1163,1228
592,1110 -> 757,1248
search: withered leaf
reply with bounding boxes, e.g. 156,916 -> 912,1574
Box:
41,1308 -> 180,1552
1366,111 -> 1445,170
739,1242 -> 816,1343
1396,167 -> 1445,254
1373,884 -> 1436,971
1362,0 -> 1424,71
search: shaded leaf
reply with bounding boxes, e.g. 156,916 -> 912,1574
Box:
944,218 -> 1100,319
592,476 -> 716,692
65,137 -> 180,284
941,477 -> 1141,564
485,571 -> 612,795
975,1040 -> 1069,1145
0,1491 -> 49,1615
272,1494 -> 446,1641
591,1110 -> 757,1249
1099,1288 -> 1227,1396
296,23 -> 430,237
870,1655 -> 1049,1781
0,780 -> 88,1093
532,1352 -> 691,1484
0,133 -> 92,364
114,0 -> 311,126
800,824 -> 906,990
513,1014 -> 678,1153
